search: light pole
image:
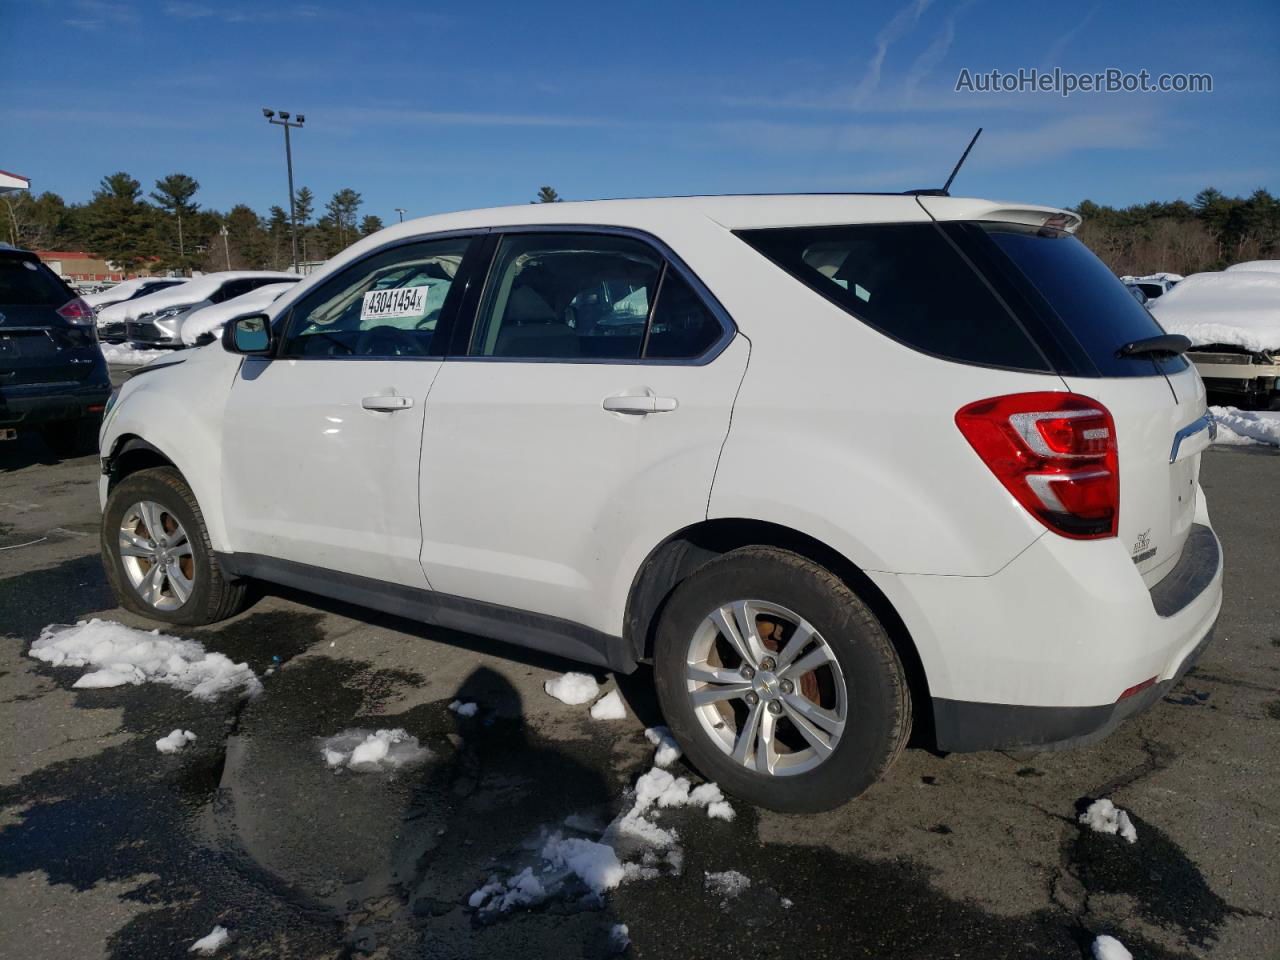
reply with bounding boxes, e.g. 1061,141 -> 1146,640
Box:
262,108 -> 305,273
394,207 -> 406,223
219,225 -> 231,270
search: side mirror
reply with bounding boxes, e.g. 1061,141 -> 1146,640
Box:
223,314 -> 273,355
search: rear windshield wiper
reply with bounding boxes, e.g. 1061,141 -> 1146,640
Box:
1116,334 -> 1191,359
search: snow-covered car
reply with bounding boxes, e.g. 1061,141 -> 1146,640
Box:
98,194 -> 1221,812
1150,270 -> 1280,409
180,281 -> 300,346
1120,272 -> 1182,301
116,271 -> 298,348
89,277 -> 190,341
1224,260 -> 1280,275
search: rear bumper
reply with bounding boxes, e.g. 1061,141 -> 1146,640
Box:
0,379 -> 111,427
870,507 -> 1223,753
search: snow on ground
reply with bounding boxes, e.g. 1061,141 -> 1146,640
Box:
1091,934 -> 1133,960
589,689 -> 627,720
1149,270 -> 1280,353
320,728 -> 429,773
100,343 -> 176,366
468,731 -> 734,921
189,925 -> 229,955
609,923 -> 631,951
544,671 -> 600,705
1079,798 -> 1138,844
643,726 -> 682,767
704,869 -> 752,904
1211,406 -> 1280,447
156,729 -> 197,754
448,699 -> 479,717
30,620 -> 262,700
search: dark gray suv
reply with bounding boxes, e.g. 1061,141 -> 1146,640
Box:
0,246 -> 111,455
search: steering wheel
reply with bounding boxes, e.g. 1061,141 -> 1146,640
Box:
354,325 -> 426,357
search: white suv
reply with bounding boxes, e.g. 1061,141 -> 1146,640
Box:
97,195 -> 1223,811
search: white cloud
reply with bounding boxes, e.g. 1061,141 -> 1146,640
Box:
852,0 -> 935,105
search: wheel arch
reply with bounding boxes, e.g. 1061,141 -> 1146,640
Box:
623,517 -> 934,743
105,434 -> 180,490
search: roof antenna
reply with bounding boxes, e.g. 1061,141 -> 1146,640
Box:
941,127 -> 982,196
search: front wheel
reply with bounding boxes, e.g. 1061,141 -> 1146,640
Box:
653,547 -> 911,813
101,466 -> 248,626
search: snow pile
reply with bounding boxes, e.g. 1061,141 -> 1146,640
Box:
189,925 -> 229,955
1091,934 -> 1133,960
1079,798 -> 1138,844
156,729 -> 197,754
30,620 -> 262,700
609,923 -> 630,951
469,736 -> 734,920
704,869 -> 752,904
448,699 -> 479,717
1225,260 -> 1280,275
1150,270 -> 1280,352
1210,407 -> 1280,447
590,690 -> 627,721
99,343 -> 176,366
544,672 -> 600,705
644,726 -> 682,767
320,728 -> 429,772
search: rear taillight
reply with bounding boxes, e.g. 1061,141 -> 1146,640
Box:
955,392 -> 1119,540
57,297 -> 96,326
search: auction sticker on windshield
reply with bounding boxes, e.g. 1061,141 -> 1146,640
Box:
361,287 -> 428,322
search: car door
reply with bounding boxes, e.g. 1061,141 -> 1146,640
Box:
419,229 -> 749,637
220,235 -> 478,587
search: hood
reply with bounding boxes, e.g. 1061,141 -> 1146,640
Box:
1150,270 -> 1280,352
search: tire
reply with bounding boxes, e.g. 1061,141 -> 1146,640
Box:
653,546 -> 911,813
101,466 -> 248,626
42,417 -> 100,458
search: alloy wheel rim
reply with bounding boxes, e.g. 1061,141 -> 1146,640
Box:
118,501 -> 195,611
685,599 -> 847,777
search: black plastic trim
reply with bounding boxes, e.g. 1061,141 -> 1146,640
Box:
932,621 -> 1216,752
215,552 -> 636,674
1149,523 -> 1220,618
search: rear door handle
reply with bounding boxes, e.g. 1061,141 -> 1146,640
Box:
362,395 -> 413,411
602,394 -> 678,415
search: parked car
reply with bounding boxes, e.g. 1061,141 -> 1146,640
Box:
179,281 -> 299,346
1120,272 -> 1182,301
84,276 -> 188,313
1150,269 -> 1280,409
0,245 -> 111,454
97,272 -> 297,348
97,195 -> 1222,812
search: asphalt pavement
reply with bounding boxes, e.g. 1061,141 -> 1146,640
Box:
1,383 -> 1277,960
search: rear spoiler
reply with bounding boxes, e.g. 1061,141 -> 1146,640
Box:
915,197 -> 1083,234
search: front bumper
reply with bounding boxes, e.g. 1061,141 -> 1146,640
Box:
0,379 -> 112,428
126,320 -> 182,347
870,512 -> 1224,753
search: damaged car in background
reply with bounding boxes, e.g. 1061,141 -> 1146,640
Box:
1151,264 -> 1280,409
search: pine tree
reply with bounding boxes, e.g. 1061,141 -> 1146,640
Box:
85,172 -> 155,270
360,214 -> 384,236
534,186 -> 561,203
150,173 -> 201,274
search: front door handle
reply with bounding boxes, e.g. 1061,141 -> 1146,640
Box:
602,394 -> 678,415
362,395 -> 413,411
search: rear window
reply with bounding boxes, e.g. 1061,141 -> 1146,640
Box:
736,222 -> 1052,372
0,257 -> 71,306
949,222 -> 1188,377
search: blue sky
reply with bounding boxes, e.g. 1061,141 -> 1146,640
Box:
3,0 -> 1277,223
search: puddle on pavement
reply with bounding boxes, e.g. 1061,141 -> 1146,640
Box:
1,598 -> 1237,959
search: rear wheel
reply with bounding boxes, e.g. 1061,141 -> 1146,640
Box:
101,466 -> 247,625
653,547 -> 911,813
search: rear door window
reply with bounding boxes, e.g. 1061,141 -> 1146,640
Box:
736,223 -> 1052,372
0,257 -> 71,307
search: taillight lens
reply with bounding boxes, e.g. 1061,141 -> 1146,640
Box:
955,392 -> 1119,540
57,297 -> 96,326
